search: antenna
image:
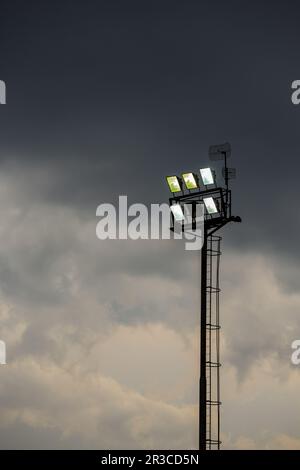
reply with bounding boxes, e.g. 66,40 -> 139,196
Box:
209,142 -> 232,211
208,142 -> 231,161
222,167 -> 236,180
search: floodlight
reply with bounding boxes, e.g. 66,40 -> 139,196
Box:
200,168 -> 214,186
170,204 -> 185,222
166,176 -> 182,193
182,172 -> 198,190
203,197 -> 218,214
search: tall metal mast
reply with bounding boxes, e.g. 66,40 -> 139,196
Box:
167,143 -> 241,450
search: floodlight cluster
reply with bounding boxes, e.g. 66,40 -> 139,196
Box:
166,168 -> 215,193
166,168 -> 219,215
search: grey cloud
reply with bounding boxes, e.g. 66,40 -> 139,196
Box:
0,0 -> 300,449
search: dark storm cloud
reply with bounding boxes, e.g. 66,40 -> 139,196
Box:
0,0 -> 299,352
0,0 -> 300,270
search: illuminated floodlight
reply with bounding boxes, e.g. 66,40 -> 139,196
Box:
170,204 -> 185,222
200,168 -> 214,186
182,172 -> 198,190
166,176 -> 182,193
203,197 -> 218,214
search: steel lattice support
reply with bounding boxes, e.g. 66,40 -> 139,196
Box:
199,232 -> 222,450
205,234 -> 221,449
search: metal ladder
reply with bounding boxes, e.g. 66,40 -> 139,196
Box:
205,234 -> 222,449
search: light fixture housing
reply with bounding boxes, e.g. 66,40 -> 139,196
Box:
170,204 -> 185,221
166,176 -> 182,193
200,168 -> 214,186
203,197 -> 218,214
182,172 -> 198,190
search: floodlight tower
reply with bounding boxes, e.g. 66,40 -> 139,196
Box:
165,143 -> 241,450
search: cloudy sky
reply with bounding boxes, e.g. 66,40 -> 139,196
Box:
0,0 -> 300,449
